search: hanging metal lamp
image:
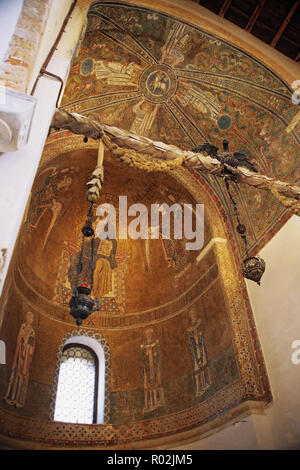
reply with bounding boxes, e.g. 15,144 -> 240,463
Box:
242,255 -> 266,286
69,139 -> 105,325
223,151 -> 266,286
69,202 -> 100,325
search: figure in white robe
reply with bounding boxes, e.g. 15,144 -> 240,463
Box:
130,100 -> 158,137
161,23 -> 190,67
141,328 -> 165,413
95,60 -> 141,86
188,308 -> 211,397
177,85 -> 221,120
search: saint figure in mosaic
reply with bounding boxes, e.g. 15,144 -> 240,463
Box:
94,60 -> 141,86
94,239 -> 117,296
188,308 -> 211,397
4,311 -> 36,407
140,328 -> 165,413
68,238 -> 117,297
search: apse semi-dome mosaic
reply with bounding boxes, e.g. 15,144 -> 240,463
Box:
61,2 -> 300,256
18,149 -> 213,328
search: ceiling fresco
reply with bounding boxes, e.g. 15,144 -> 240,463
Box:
59,1 -> 300,256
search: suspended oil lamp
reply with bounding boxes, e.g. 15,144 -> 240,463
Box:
69,139 -> 105,325
69,202 -> 100,325
224,167 -> 266,286
242,255 -> 266,286
69,284 -> 100,326
193,139 -> 266,285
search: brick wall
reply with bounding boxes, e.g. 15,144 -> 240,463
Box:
0,0 -> 51,93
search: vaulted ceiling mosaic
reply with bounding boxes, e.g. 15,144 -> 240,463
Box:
60,1 -> 300,255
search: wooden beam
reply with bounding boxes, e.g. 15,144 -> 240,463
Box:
219,0 -> 232,17
245,0 -> 266,32
270,0 -> 300,47
295,50 -> 300,61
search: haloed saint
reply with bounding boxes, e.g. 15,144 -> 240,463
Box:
4,311 -> 36,407
187,308 -> 212,397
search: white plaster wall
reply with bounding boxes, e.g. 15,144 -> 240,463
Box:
246,215 -> 300,450
0,76 -> 62,304
174,416 -> 259,450
175,216 -> 300,450
0,2 -> 87,304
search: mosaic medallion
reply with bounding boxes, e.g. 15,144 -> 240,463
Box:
218,114 -> 232,130
139,64 -> 177,103
80,58 -> 94,76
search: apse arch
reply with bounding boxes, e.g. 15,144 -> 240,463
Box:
0,139 -> 272,447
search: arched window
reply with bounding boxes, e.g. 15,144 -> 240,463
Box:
54,343 -> 98,424
52,334 -> 108,424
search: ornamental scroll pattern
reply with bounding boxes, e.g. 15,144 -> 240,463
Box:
0,382 -> 263,447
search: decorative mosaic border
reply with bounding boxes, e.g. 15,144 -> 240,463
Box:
49,329 -> 111,424
14,259 -> 219,329
0,380 -> 265,448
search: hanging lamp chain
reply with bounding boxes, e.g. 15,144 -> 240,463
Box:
90,234 -> 95,293
225,177 -> 249,257
74,201 -> 96,293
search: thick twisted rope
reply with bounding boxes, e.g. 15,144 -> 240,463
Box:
101,133 -> 184,171
51,108 -> 300,215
